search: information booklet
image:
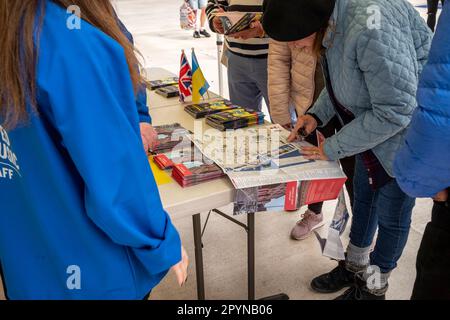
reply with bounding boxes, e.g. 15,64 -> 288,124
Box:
171,156 -> 225,188
205,108 -> 265,131
214,12 -> 262,35
151,123 -> 190,154
184,99 -> 237,119
153,147 -> 195,170
233,178 -> 347,215
148,77 -> 179,90
155,85 -> 180,98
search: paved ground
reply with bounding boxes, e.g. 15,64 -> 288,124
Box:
0,0 -> 441,300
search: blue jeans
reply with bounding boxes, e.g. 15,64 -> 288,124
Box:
227,52 -> 269,113
350,155 -> 415,273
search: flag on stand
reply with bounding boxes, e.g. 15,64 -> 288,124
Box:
179,50 -> 192,102
191,49 -> 210,103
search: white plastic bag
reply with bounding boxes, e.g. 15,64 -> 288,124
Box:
180,1 -> 196,30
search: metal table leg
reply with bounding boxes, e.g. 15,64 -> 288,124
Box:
247,212 -> 256,300
195,209 -> 289,301
193,213 -> 206,300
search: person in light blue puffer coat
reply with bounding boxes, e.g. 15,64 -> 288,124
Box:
263,0 -> 432,299
394,2 -> 450,300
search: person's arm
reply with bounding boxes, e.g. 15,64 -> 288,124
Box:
412,10 -> 433,76
268,40 -> 292,126
206,0 -> 228,32
322,26 -> 419,161
38,34 -> 181,276
306,88 -> 336,128
117,18 -> 152,124
116,17 -> 156,152
136,83 -> 152,124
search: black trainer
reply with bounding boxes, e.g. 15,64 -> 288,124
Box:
334,275 -> 387,300
193,31 -> 201,38
310,260 -> 355,293
199,29 -> 211,37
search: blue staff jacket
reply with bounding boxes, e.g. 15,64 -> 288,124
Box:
0,1 -> 181,299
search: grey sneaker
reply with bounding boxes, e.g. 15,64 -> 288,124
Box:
290,209 -> 325,240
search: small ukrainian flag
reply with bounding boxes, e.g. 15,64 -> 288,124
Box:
191,49 -> 210,103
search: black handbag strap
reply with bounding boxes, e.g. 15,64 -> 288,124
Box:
319,54 -> 355,127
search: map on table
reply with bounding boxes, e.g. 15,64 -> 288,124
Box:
189,124 -> 346,189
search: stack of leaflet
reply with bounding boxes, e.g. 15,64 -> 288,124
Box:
153,147 -> 194,170
184,99 -> 237,119
148,77 -> 179,90
151,123 -> 190,154
205,108 -> 265,131
155,85 -> 180,98
171,149 -> 225,187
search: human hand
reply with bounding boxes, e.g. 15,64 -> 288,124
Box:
228,21 -> 264,40
433,189 -> 448,202
213,8 -> 225,34
287,115 -> 318,142
171,246 -> 189,287
301,143 -> 329,161
140,122 -> 158,154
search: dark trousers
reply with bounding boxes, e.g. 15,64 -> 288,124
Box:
411,200 -> 450,300
305,116 -> 355,214
427,0 -> 445,31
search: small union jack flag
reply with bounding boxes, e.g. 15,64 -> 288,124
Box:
179,50 -> 192,102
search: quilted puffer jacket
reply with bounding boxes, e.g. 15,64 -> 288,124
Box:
268,40 -> 325,125
308,0 -> 432,177
394,3 -> 450,198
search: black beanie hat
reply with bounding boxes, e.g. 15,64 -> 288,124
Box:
262,0 -> 336,42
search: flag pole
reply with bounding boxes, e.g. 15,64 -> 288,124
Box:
216,34 -> 224,97
213,0 -> 225,97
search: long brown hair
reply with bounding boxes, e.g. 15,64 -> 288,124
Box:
0,0 -> 144,129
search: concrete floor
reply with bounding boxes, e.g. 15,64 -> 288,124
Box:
0,0 -> 440,300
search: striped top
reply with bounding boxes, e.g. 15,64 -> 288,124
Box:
206,0 -> 269,58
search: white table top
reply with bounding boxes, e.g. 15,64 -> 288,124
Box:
148,85 -> 235,219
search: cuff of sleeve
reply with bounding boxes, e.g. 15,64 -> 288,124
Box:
132,216 -> 182,275
323,137 -> 344,161
139,113 -> 152,124
306,112 -> 323,127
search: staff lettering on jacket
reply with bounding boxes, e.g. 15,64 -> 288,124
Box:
0,125 -> 20,180
0,168 -> 14,180
0,142 -> 19,168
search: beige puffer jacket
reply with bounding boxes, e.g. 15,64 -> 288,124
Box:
268,39 -> 325,125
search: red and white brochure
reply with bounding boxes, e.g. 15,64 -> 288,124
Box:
172,163 -> 193,177
284,181 -> 299,211
153,154 -> 174,170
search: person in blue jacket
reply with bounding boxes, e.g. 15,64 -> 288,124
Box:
263,0 -> 432,300
0,0 -> 188,299
394,2 -> 450,300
